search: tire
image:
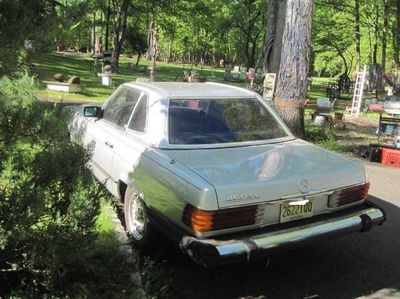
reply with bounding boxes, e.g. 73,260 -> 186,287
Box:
124,187 -> 155,249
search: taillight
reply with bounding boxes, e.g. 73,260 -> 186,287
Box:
182,204 -> 259,233
328,183 -> 370,208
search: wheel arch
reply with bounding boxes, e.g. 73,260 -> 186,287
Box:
117,179 -> 144,203
118,180 -> 128,201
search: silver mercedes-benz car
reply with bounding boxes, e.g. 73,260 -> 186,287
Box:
69,82 -> 385,266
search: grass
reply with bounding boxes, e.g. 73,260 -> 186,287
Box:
82,199 -> 141,298
94,200 -> 120,249
33,53 -> 139,103
32,52 -> 390,109
304,123 -> 358,153
32,52 -> 384,154
32,52 -> 249,103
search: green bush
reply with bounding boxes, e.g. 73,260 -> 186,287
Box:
305,124 -> 356,153
0,74 -> 106,296
305,124 -> 334,143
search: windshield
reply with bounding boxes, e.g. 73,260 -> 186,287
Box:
168,98 -> 288,145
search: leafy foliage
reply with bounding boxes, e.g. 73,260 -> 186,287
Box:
313,0 -> 400,76
2,0 -> 400,78
313,4 -> 355,75
0,74 -> 129,297
156,0 -> 266,66
0,0 -> 59,76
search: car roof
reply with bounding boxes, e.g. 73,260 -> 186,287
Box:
122,82 -> 256,99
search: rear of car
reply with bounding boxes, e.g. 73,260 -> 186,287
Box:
140,90 -> 385,266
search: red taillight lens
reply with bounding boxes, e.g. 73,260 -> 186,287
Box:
182,204 -> 259,233
328,183 -> 370,208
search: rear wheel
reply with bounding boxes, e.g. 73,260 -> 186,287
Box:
124,187 -> 154,248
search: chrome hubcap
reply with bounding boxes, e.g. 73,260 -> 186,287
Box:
127,195 -> 145,240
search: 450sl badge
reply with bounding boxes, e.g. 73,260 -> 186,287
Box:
227,193 -> 260,202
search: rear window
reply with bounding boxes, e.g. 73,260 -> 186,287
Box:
168,98 -> 288,145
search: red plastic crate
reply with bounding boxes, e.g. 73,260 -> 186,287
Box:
381,148 -> 400,168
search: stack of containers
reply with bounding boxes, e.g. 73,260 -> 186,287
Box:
381,148 -> 400,168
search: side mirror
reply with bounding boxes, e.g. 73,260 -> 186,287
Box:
83,106 -> 103,118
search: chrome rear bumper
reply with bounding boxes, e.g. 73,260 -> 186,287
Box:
180,203 -> 385,266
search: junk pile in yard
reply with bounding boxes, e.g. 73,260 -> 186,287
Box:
355,116 -> 400,169
355,107 -> 400,168
356,144 -> 400,168
363,97 -> 400,168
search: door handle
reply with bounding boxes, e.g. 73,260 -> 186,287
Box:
105,141 -> 114,148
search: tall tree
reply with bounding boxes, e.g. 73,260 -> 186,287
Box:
103,0 -> 111,51
313,7 -> 354,77
263,0 -> 287,73
395,0 -> 400,71
354,0 -> 361,71
274,0 -> 313,138
382,0 -> 388,72
149,23 -> 158,82
233,0 -> 266,67
313,1 -> 358,76
110,0 -> 130,70
372,1 -> 379,65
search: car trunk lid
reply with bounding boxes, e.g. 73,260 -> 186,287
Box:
167,140 -> 366,209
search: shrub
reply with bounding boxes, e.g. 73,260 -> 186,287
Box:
305,123 -> 355,153
305,124 -> 334,143
0,74 -> 105,296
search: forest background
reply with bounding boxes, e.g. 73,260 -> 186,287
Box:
1,0 -> 399,79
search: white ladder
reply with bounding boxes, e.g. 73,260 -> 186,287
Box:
351,66 -> 367,116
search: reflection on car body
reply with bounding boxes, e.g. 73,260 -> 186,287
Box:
69,82 -> 385,266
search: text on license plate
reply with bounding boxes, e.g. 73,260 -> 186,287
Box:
280,199 -> 314,223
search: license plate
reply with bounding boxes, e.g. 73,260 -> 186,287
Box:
280,199 -> 314,223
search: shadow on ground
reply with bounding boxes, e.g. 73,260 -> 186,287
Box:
151,196 -> 399,299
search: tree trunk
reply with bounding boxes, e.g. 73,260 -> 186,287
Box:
150,25 -> 158,82
274,0 -> 313,139
382,0 -> 388,73
334,45 -> 349,76
263,0 -> 287,73
395,0 -> 400,71
146,18 -> 152,60
354,0 -> 361,71
105,0 -> 111,51
365,0 -> 373,63
239,10 -> 263,68
92,11 -> 96,55
135,52 -> 141,67
111,0 -> 129,70
372,2 -> 379,65
167,43 -> 171,63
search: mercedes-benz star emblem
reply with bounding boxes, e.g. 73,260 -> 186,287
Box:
297,178 -> 310,193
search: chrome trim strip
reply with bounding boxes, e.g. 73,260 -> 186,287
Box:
215,207 -> 384,258
163,136 -> 295,150
217,243 -> 247,256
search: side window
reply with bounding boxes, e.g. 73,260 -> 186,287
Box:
128,95 -> 148,132
103,87 -> 142,127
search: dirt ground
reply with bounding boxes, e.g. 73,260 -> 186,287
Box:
344,115 -> 380,129
334,114 -> 398,148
